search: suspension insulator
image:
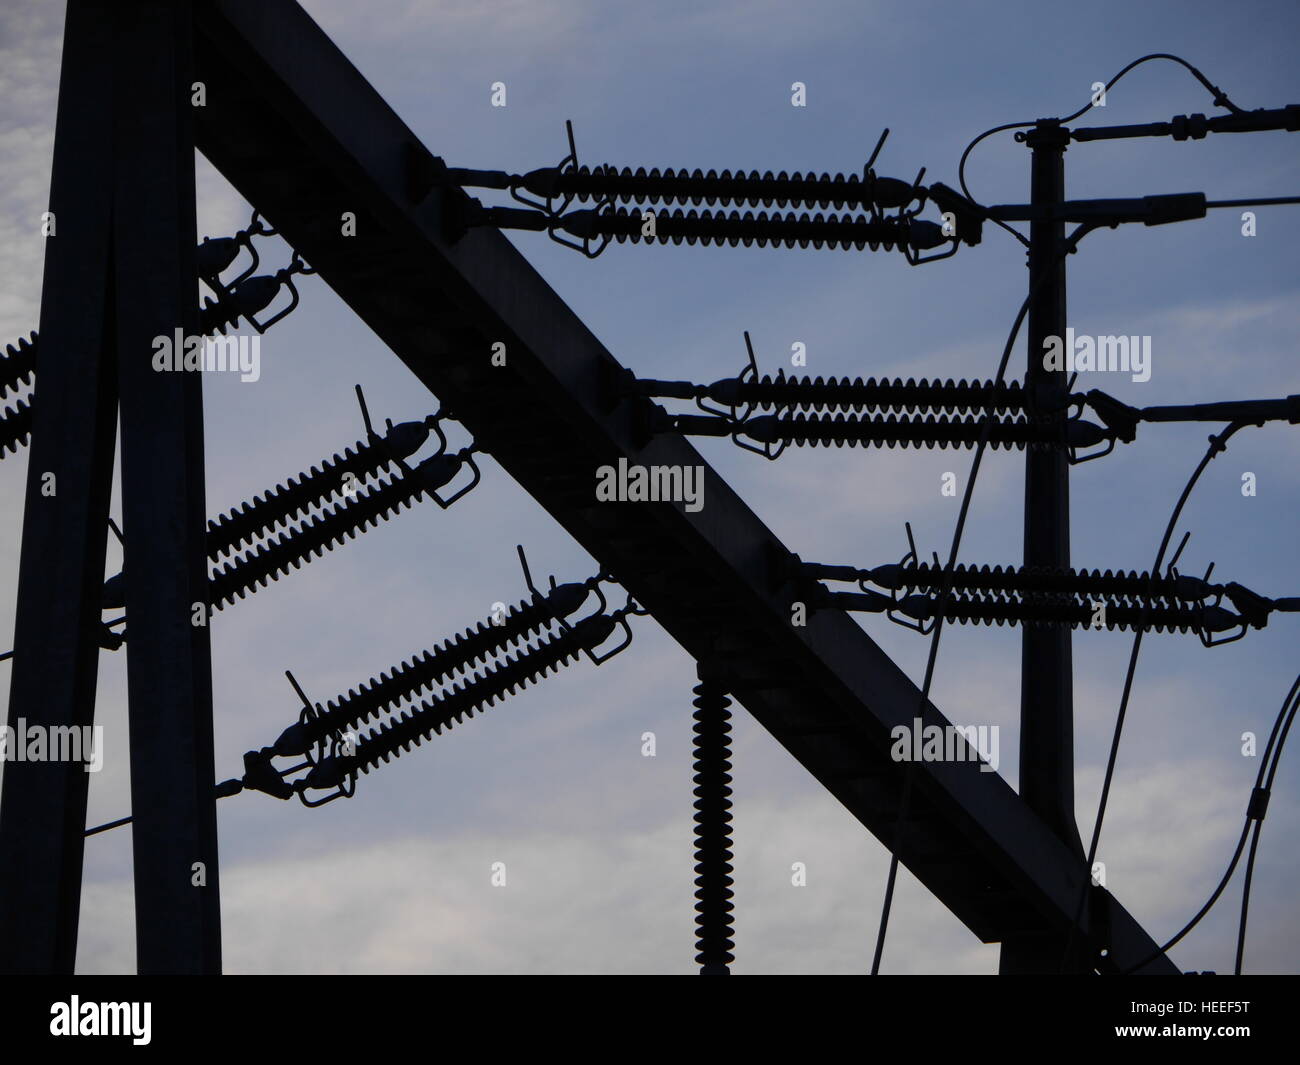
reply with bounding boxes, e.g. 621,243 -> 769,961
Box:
703,372 -> 1028,415
893,591 -> 1239,633
692,666 -> 735,975
206,421 -> 432,557
866,561 -> 1217,602
549,164 -> 919,212
737,411 -> 1110,450
9,299 -> 256,400
1,334 -> 37,397
207,455 -> 467,611
557,205 -> 945,252
0,397 -> 32,459
272,584 -> 593,757
301,615 -> 617,789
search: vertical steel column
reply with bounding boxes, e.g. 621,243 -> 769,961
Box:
112,0 -> 221,974
0,0 -> 220,975
1001,119 -> 1087,974
0,0 -> 119,975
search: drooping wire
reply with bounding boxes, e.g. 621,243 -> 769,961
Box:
957,120 -> 1035,249
1235,677 -> 1298,973
1060,420 -> 1252,972
957,53 -> 1246,249
1116,672 -> 1300,974
1059,53 -> 1243,124
1236,819 -> 1266,975
870,222 -> 1097,973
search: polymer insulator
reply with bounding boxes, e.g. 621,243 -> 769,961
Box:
301,614 -> 617,788
550,164 -> 919,212
557,205 -> 946,252
736,412 -> 1110,450
9,297 -> 247,403
271,583 -> 594,757
1,334 -> 37,397
867,561 -> 1217,602
893,591 -> 1241,634
692,672 -> 735,975
8,225 -> 289,396
699,372 -> 1027,415
206,420 -> 433,557
0,397 -> 32,459
208,453 -> 473,611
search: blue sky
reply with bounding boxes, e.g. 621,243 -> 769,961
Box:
0,0 -> 1297,973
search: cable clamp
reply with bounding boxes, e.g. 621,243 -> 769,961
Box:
1246,786 -> 1270,822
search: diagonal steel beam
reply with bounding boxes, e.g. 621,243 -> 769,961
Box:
187,0 -> 1176,973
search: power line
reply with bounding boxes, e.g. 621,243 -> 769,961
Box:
1061,420 -> 1253,971
1117,673 -> 1300,974
956,52 -> 1247,249
1207,196 -> 1300,209
1235,675 -> 1299,973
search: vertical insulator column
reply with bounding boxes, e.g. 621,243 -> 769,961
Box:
692,661 -> 735,975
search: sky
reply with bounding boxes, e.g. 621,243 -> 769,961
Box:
0,0 -> 1297,974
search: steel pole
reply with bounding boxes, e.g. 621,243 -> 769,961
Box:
0,0 -> 120,975
1000,119 -> 1088,974
113,0 -> 222,974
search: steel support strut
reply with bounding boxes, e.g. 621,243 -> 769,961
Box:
114,0 -> 222,975
0,0 -> 221,974
0,0 -> 119,975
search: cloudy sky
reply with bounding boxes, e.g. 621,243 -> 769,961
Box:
1,0 -> 1297,974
